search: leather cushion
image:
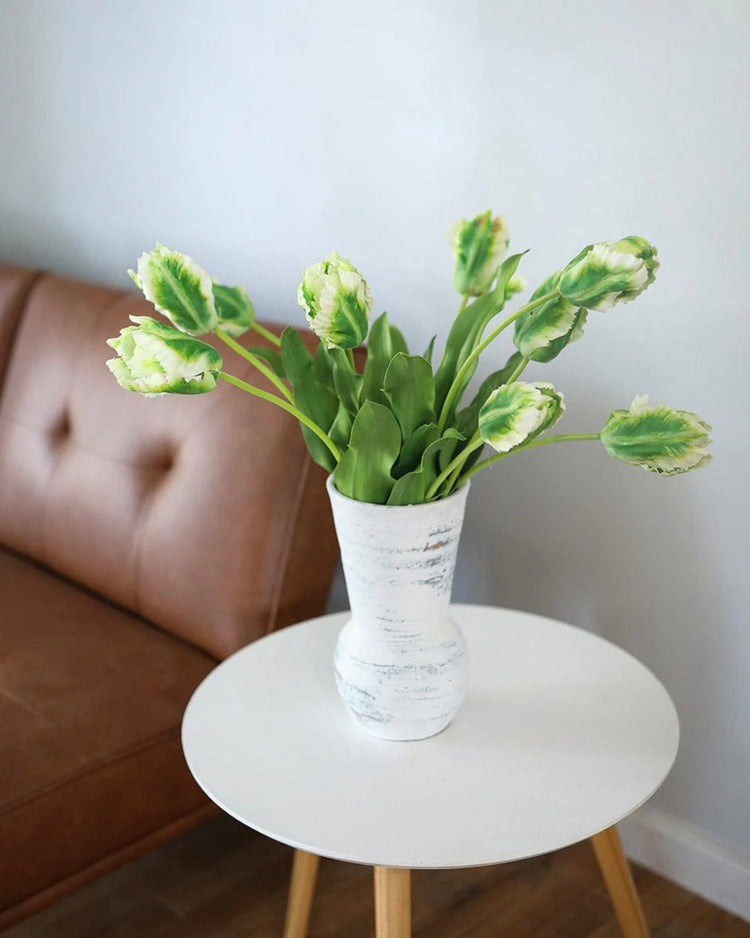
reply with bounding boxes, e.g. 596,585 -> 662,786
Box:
0,273 -> 326,658
0,264 -> 41,390
0,547 -> 215,912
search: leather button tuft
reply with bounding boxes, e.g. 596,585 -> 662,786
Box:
51,412 -> 71,445
152,447 -> 176,474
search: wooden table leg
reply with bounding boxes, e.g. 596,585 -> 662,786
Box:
283,850 -> 320,938
374,866 -> 411,938
591,826 -> 650,938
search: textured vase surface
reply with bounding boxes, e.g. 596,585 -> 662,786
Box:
326,477 -> 470,741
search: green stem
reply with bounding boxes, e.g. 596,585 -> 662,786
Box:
425,432 -> 485,501
461,432 -> 601,484
219,372 -> 341,462
214,328 -> 293,402
346,347 -> 356,370
437,290 -> 558,432
439,460 -> 464,499
251,321 -> 282,347
505,355 -> 530,385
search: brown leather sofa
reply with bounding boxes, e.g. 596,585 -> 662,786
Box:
0,263 -> 340,929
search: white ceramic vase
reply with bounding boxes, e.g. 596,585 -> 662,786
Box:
326,476 -> 471,741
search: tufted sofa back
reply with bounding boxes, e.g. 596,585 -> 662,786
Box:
0,265 -> 338,659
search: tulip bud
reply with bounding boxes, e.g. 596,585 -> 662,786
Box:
479,381 -> 565,453
558,236 -> 659,311
450,211 -> 510,297
213,283 -> 255,338
505,272 -> 527,300
513,270 -> 582,361
129,244 -> 218,335
600,395 -> 711,475
106,316 -> 222,397
297,251 -> 372,349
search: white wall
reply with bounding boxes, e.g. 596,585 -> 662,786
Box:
2,0 -> 749,916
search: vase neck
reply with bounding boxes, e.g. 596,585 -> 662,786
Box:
327,483 -> 469,631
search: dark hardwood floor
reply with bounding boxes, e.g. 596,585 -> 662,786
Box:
4,815 -> 748,937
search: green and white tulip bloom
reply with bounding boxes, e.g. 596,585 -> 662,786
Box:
213,283 -> 255,338
129,244 -> 218,336
513,271 -> 586,362
106,316 -> 222,397
559,236 -> 659,311
479,381 -> 565,452
297,251 -> 372,349
600,395 -> 711,475
450,211 -> 510,296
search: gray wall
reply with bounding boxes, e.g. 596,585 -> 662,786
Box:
2,0 -> 748,898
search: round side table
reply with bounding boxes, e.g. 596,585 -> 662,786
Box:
182,605 -> 679,938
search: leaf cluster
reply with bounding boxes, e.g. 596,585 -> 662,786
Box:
271,253 -> 529,504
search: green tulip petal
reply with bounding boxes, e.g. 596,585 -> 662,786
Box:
297,251 -> 372,349
134,244 -> 218,335
450,211 -> 510,296
106,316 -> 221,397
601,395 -> 711,475
213,283 -> 255,338
559,237 -> 659,311
479,381 -> 565,453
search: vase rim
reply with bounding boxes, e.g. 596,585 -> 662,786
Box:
325,474 -> 470,511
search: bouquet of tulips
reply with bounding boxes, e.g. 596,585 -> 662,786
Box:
106,212 -> 711,504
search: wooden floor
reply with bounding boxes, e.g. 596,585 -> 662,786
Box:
4,815 -> 749,938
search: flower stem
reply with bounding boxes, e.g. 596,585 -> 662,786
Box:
461,432 -> 601,484
251,321 -> 282,347
439,461 -> 464,500
506,355 -> 530,384
214,328 -> 293,402
437,290 -> 558,432
424,433 -> 485,501
219,372 -> 341,462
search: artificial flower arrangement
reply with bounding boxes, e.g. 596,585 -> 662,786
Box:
106,212 -> 711,504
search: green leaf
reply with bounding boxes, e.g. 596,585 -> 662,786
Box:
434,251 -> 525,417
333,401 -> 402,503
423,335 -> 436,366
437,428 -> 464,472
360,313 -> 409,405
311,343 -> 335,386
246,345 -> 286,379
280,327 -> 339,471
328,400 -> 353,451
382,353 -> 436,440
392,423 -> 441,478
387,430 -> 464,506
330,349 -> 363,415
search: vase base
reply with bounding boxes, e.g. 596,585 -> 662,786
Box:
345,711 -> 455,742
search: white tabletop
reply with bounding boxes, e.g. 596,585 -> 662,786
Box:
182,605 -> 679,870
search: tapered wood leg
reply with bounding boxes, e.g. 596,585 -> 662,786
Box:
374,866 -> 411,938
283,850 -> 320,938
591,826 -> 650,938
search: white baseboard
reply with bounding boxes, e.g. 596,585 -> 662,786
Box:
618,805 -> 750,922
